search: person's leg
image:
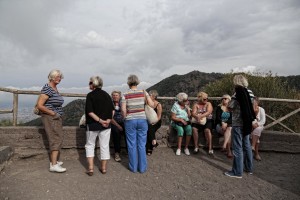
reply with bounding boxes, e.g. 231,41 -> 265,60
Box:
251,134 -> 259,150
125,120 -> 138,172
85,130 -> 98,173
192,126 -> 199,150
146,124 -> 153,155
172,123 -> 184,153
137,119 -> 148,173
243,134 -> 253,173
225,127 -> 232,157
231,127 -> 243,176
184,125 -> 192,155
204,128 -> 212,152
98,128 -> 111,172
223,127 -> 231,149
111,124 -> 121,154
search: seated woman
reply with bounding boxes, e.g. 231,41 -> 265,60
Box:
146,90 -> 162,156
251,96 -> 266,161
191,92 -> 214,154
170,92 -> 192,156
215,94 -> 233,158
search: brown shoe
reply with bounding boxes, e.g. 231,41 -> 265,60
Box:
85,169 -> 94,176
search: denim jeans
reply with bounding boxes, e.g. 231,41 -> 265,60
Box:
125,119 -> 148,173
231,126 -> 253,176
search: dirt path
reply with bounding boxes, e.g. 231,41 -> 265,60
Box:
0,147 -> 299,200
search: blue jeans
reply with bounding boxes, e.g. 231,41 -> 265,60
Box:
231,126 -> 253,176
125,119 -> 148,173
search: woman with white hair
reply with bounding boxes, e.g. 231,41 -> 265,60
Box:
224,74 -> 256,178
170,92 -> 192,156
37,69 -> 66,173
121,74 -> 154,173
215,94 -> 233,158
85,76 -> 114,176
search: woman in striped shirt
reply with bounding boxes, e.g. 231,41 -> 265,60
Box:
121,74 -> 154,173
37,69 -> 66,173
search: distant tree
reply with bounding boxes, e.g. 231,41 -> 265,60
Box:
204,71 -> 300,132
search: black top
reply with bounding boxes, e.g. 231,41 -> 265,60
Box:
85,88 -> 114,131
215,105 -> 232,127
234,86 -> 256,135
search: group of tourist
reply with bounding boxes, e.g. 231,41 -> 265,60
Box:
37,70 -> 265,179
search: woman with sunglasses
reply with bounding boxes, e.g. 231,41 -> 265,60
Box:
215,94 -> 233,158
84,76 -> 114,176
191,92 -> 214,154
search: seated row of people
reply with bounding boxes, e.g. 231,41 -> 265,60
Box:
170,91 -> 265,160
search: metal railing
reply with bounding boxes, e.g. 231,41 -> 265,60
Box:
1,87 -> 300,132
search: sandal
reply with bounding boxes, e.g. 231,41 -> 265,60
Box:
99,168 -> 107,174
85,168 -> 94,176
255,155 -> 262,161
147,150 -> 152,156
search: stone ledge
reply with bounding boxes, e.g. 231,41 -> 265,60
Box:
0,146 -> 13,171
0,126 -> 299,154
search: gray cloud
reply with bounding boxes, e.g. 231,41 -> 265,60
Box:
0,0 -> 299,92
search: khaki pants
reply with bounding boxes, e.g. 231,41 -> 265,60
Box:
41,114 -> 63,151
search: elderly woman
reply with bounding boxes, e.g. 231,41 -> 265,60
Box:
251,97 -> 266,161
37,69 -> 66,173
85,76 -> 114,176
171,92 -> 192,156
121,74 -> 154,173
191,92 -> 214,154
215,94 -> 233,158
146,90 -> 162,156
224,74 -> 256,178
111,90 -> 125,162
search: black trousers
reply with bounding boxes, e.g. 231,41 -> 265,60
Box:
146,120 -> 162,151
111,122 -> 126,153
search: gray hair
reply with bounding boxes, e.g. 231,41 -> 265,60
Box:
176,92 -> 188,103
149,90 -> 159,99
233,74 -> 249,87
127,74 -> 140,87
90,76 -> 103,88
48,69 -> 64,81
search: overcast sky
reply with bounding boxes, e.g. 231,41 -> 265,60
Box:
0,0 -> 300,106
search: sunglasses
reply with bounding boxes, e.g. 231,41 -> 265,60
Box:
203,98 -> 208,101
89,81 -> 93,85
222,98 -> 228,100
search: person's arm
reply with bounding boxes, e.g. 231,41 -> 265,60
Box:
121,101 -> 127,119
145,91 -> 154,107
200,102 -> 213,118
171,112 -> 187,125
258,107 -> 266,126
36,94 -> 57,116
156,103 -> 162,121
191,103 -> 198,118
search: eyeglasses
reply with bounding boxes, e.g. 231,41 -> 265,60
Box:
222,98 -> 228,100
89,81 -> 93,85
203,98 -> 208,101
183,99 -> 189,102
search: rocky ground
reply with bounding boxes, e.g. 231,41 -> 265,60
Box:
0,147 -> 299,200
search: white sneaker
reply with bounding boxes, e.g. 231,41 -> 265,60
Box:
184,148 -> 190,156
49,164 -> 66,173
208,149 -> 214,155
49,161 -> 63,168
176,149 -> 181,156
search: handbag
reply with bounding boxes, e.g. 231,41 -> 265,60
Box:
33,95 -> 41,115
145,104 -> 158,124
191,116 -> 207,125
79,114 -> 86,128
143,90 -> 158,124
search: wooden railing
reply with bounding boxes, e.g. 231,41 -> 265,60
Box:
1,87 -> 300,132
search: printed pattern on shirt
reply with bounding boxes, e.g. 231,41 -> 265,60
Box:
41,83 -> 64,116
122,89 -> 147,120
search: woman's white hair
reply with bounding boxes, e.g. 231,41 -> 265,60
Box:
176,92 -> 188,103
90,76 -> 103,88
233,74 -> 248,87
48,69 -> 64,81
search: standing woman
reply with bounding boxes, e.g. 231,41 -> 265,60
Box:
121,74 -> 154,173
146,90 -> 162,156
224,74 -> 256,178
85,76 -> 114,176
37,69 -> 66,173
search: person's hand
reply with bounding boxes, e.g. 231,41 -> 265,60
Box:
53,113 -> 61,120
221,122 -> 227,131
252,123 -> 259,129
117,125 -> 123,131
